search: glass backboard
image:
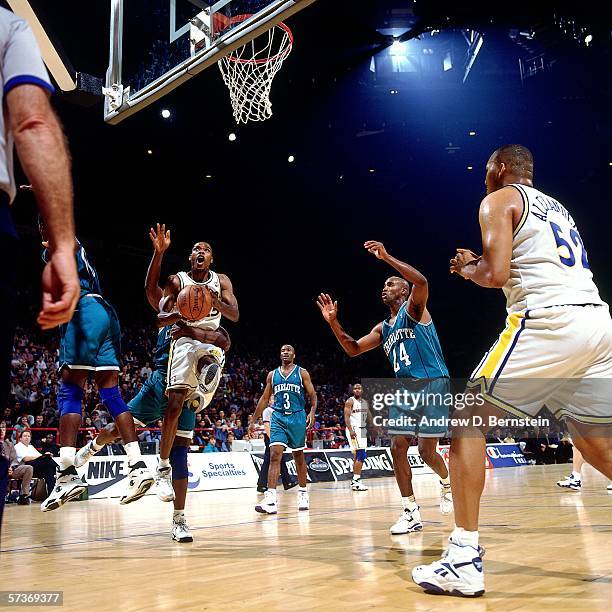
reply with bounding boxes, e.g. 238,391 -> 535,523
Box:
104,0 -> 316,123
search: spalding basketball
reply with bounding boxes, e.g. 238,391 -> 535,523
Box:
176,285 -> 213,321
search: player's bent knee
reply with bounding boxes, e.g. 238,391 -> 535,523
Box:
356,449 -> 367,462
169,446 -> 188,480
58,382 -> 84,417
99,386 -> 129,419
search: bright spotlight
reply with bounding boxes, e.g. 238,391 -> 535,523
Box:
390,39 -> 405,55
469,131 -> 477,136
146,149 -> 153,155
288,155 -> 295,163
161,109 -> 171,119
228,132 -> 237,141
584,34 -> 593,46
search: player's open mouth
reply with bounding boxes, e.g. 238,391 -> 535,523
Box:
195,255 -> 206,264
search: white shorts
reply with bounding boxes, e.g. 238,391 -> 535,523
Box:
346,427 -> 367,451
167,337 -> 225,395
469,304 -> 612,425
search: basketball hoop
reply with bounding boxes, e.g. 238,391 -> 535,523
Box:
218,15 -> 293,124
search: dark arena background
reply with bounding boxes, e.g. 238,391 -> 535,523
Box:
1,1 -> 611,610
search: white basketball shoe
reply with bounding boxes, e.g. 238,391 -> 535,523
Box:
255,489 -> 278,514
172,516 -> 194,543
74,439 -> 102,468
41,466 -> 87,512
557,474 -> 581,491
390,507 -> 422,534
440,482 -> 453,515
412,537 -> 485,597
120,461 -> 154,505
155,465 -> 175,502
297,489 -> 309,511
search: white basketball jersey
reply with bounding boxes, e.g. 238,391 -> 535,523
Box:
262,406 -> 273,423
503,184 -> 605,314
349,397 -> 368,429
177,270 -> 222,330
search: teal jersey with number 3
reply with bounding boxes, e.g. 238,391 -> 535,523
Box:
272,365 -> 305,414
381,302 -> 449,379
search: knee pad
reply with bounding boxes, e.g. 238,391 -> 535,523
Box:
169,446 -> 188,480
58,382 -> 84,417
99,386 -> 129,419
356,449 -> 367,463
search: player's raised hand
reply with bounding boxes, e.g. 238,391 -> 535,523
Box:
364,240 -> 388,260
149,223 -> 171,254
450,248 -> 481,278
316,293 -> 338,323
37,248 -> 80,330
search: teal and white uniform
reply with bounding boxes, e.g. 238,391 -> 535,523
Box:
269,365 -> 307,451
45,242 -> 121,371
381,302 -> 450,437
128,326 -> 195,438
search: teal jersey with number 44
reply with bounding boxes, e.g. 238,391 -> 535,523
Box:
381,302 -> 449,379
272,365 -> 306,414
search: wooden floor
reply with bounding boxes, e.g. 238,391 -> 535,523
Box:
2,464 -> 611,611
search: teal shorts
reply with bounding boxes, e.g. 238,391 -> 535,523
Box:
388,377 -> 450,438
270,409 -> 306,451
59,296 -> 121,371
129,370 -> 195,438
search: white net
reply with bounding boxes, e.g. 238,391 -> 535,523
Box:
218,21 -> 293,124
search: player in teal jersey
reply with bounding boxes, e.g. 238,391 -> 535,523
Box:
251,345 -> 317,514
38,219 -> 154,511
318,241 -> 453,534
74,225 -> 229,542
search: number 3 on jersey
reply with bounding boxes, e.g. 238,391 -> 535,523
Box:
392,343 -> 411,373
282,393 -> 291,410
550,222 -> 590,270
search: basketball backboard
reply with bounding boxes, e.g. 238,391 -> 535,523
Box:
104,0 -> 316,124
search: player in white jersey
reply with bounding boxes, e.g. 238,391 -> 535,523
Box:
413,144 -> 612,597
344,383 -> 369,491
155,241 -> 239,499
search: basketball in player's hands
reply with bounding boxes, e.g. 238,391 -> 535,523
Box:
176,285 -> 213,321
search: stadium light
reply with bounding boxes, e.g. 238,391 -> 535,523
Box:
228,132 -> 237,141
584,34 -> 593,46
288,155 -> 295,163
161,109 -> 171,119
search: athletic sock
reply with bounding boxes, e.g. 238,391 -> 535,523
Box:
298,486 -> 307,493
59,447 -> 76,470
92,437 -> 103,452
402,495 -> 417,511
173,510 -> 185,522
451,526 -> 479,549
571,471 -> 581,480
352,474 -> 361,481
124,441 -> 142,466
159,458 -> 171,469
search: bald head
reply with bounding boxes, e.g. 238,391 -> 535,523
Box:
486,144 -> 534,194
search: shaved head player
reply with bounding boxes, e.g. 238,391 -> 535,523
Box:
318,241 -> 453,535
412,144 -> 612,597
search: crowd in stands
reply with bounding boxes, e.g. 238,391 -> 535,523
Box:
5,324 -> 574,465
5,326 -> 356,455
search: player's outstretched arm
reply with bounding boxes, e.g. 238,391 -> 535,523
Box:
251,371 -> 273,426
450,188 -> 516,288
344,398 -> 355,438
317,293 -> 383,357
301,369 -> 317,428
364,240 -> 429,321
157,275 -> 182,328
145,223 -> 171,310
214,274 -> 239,322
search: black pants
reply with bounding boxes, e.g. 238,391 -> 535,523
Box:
25,455 -> 57,496
0,456 -> 8,539
0,233 -> 18,411
258,435 -> 294,488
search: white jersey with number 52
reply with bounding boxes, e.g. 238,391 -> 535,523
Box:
503,184 -> 605,314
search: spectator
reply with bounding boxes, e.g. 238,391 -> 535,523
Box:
13,414 -> 30,441
40,433 -> 59,456
203,435 -> 219,453
14,430 -> 56,496
226,432 -> 234,451
139,361 -> 152,380
214,420 -> 228,450
1,421 -> 32,504
233,419 -> 245,440
31,414 -> 46,446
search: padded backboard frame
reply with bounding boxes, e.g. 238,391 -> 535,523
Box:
104,0 -> 316,124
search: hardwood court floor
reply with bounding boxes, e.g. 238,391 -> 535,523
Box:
2,464 -> 611,611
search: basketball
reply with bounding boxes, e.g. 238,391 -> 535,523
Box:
176,285 -> 213,321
